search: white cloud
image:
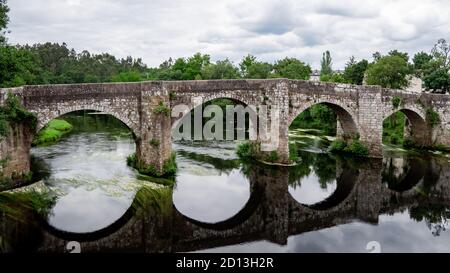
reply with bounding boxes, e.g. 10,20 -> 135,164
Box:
6,0 -> 450,69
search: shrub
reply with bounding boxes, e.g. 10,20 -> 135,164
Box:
0,93 -> 37,137
344,140 -> 369,157
127,152 -> 177,178
236,142 -> 255,159
154,102 -> 171,115
426,107 -> 440,126
329,139 -> 369,157
328,140 -> 347,153
265,151 -> 279,163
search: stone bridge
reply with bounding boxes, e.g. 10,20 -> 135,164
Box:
32,157 -> 450,253
2,79 -> 450,176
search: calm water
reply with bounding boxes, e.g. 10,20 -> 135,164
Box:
2,112 -> 450,253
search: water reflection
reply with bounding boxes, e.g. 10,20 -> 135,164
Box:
3,114 -> 450,252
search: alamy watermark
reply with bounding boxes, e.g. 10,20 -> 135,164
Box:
171,97 -> 281,152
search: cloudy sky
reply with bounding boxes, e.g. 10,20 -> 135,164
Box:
6,0 -> 450,69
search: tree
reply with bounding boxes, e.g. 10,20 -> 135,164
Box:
413,52 -> 433,77
272,57 -> 312,80
372,52 -> 382,62
0,0 -> 9,44
423,68 -> 450,93
388,50 -> 409,62
239,54 -> 257,77
239,55 -> 272,79
110,71 -> 142,82
423,39 -> 450,93
343,58 -> 369,85
320,51 -> 333,79
431,38 -> 450,70
184,53 -> 210,80
201,59 -> 240,79
365,55 -> 411,89
0,45 -> 41,87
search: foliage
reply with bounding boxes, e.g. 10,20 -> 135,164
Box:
236,141 -> 256,159
0,191 -> 56,219
423,68 -> 450,93
343,58 -> 369,85
289,143 -> 299,162
328,140 -> 348,153
0,45 -> 41,87
153,102 -> 171,115
366,55 -> 411,89
110,70 -> 142,82
320,50 -> 333,78
127,152 -> 177,178
201,59 -> 240,80
265,151 -> 279,163
328,139 -> 369,157
0,42 -> 148,87
290,104 -> 336,135
0,93 -> 37,137
272,57 -> 312,80
392,96 -> 402,109
413,52 -> 433,77
132,186 -> 173,216
383,112 -> 406,145
422,39 -> 450,93
426,107 -> 441,126
0,0 -> 8,44
33,119 -> 73,146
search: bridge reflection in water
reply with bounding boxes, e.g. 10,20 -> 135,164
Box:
28,155 -> 449,253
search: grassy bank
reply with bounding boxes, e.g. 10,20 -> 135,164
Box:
32,119 -> 73,146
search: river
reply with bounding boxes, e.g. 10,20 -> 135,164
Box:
1,111 -> 450,253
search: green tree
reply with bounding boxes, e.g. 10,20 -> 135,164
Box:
413,51 -> 433,76
239,55 -> 272,79
110,71 -> 142,82
239,54 -> 257,77
272,57 -> 312,80
423,39 -> 450,93
343,58 -> 368,85
184,53 -> 210,80
0,0 -> 9,44
365,55 -> 411,89
320,50 -> 333,79
201,59 -> 240,79
423,68 -> 450,93
0,45 -> 40,87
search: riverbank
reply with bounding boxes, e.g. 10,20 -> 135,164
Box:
32,119 -> 73,146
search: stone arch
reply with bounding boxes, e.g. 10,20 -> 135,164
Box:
171,93 -> 259,137
288,100 -> 359,139
35,106 -> 140,137
383,106 -> 429,147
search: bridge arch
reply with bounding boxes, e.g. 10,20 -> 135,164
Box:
171,94 -> 258,140
382,106 -> 429,147
288,100 -> 359,139
34,106 -> 140,137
